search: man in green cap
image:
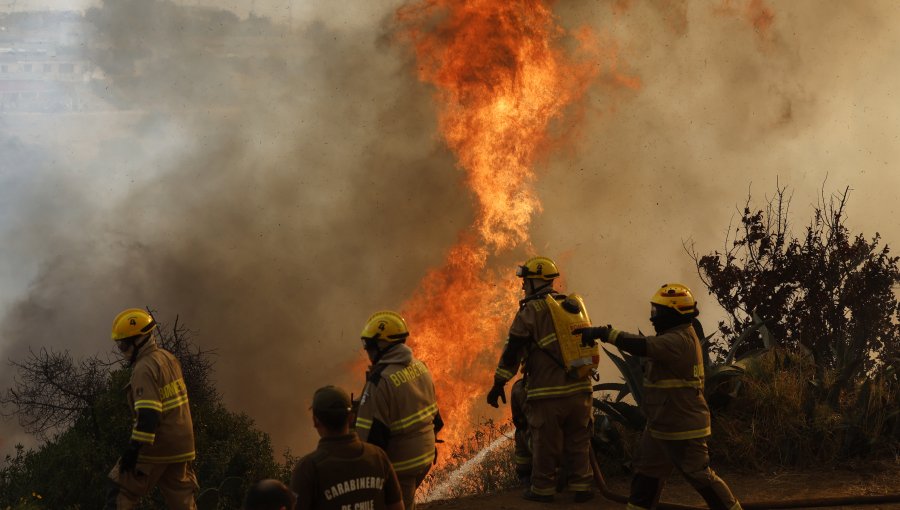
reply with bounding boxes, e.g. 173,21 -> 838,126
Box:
292,385 -> 404,510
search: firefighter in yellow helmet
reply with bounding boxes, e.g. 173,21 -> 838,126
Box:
355,311 -> 442,510
105,309 -> 198,510
577,284 -> 741,510
487,257 -> 595,503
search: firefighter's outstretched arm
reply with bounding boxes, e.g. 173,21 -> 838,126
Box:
487,334 -> 529,407
576,326 -> 648,357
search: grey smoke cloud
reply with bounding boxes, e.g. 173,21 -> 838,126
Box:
3,0 -> 900,457
0,0 -> 469,454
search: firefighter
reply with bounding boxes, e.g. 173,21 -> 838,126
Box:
355,311 -> 442,510
292,385 -> 403,510
577,283 -> 742,510
105,309 -> 197,510
487,256 -> 595,503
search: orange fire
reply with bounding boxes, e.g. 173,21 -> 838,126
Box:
394,0 -> 598,454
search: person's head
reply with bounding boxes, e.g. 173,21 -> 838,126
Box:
311,385 -> 353,437
243,479 -> 296,510
111,308 -> 158,364
649,283 -> 698,334
359,311 -> 409,364
516,256 -> 559,297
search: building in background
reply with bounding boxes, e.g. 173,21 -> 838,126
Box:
0,10 -> 100,111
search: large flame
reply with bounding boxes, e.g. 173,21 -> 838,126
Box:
394,0 -> 598,453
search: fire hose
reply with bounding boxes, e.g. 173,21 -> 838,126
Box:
588,448 -> 900,509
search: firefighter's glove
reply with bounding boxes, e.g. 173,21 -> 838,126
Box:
487,382 -> 507,408
576,326 -> 613,347
119,441 -> 142,474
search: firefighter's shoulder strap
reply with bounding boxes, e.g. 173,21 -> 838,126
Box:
366,362 -> 391,387
525,293 -> 570,373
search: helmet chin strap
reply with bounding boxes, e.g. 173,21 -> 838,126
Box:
650,305 -> 694,334
526,279 -> 552,297
365,338 -> 402,365
128,333 -> 153,367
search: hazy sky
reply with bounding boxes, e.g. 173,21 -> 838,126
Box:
2,0 -> 368,26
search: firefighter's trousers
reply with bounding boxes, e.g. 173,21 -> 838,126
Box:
106,460 -> 198,510
628,431 -> 740,510
510,379 -> 532,481
526,393 -> 593,496
397,464 -> 431,510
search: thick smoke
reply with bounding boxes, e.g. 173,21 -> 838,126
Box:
0,0 -> 469,453
3,0 -> 900,457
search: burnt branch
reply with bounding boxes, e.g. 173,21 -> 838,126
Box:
0,348 -> 111,439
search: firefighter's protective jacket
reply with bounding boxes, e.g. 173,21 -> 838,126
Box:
355,343 -> 439,475
494,290 -> 593,400
615,323 -> 710,440
127,342 -> 196,463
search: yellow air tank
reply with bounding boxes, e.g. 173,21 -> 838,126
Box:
545,293 -> 598,379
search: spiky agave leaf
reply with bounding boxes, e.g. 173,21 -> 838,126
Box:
752,310 -> 775,349
603,346 -> 644,406
593,398 -> 646,431
725,311 -> 774,365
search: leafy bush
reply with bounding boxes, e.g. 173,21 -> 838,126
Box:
691,185 -> 900,466
690,185 -> 900,408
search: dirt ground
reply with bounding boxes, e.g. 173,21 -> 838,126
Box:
421,464 -> 900,510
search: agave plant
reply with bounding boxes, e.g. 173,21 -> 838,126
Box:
593,345 -> 646,431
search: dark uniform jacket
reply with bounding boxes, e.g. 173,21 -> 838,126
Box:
615,323 -> 710,440
128,341 -> 195,463
355,343 -> 440,475
292,433 -> 402,510
494,290 -> 593,400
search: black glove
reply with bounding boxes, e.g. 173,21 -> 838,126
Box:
119,441 -> 142,474
575,326 -> 612,347
487,382 -> 507,408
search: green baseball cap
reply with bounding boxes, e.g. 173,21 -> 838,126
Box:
311,385 -> 351,414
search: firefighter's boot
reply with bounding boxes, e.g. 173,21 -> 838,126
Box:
627,473 -> 665,510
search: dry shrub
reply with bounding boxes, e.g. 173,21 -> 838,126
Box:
593,419 -> 640,477
710,348 -> 900,469
420,419 -> 519,501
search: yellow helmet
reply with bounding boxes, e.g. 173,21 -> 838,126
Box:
650,283 -> 697,316
515,256 -> 560,281
111,308 -> 157,342
360,311 -> 409,343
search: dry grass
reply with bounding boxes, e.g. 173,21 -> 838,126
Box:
420,420 -> 519,500
710,349 -> 900,469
